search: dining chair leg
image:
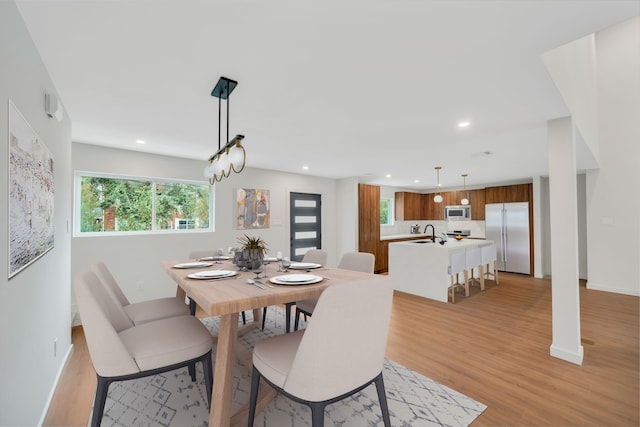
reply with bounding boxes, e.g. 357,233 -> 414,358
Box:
202,351 -> 213,408
294,307 -> 303,331
494,260 -> 499,284
188,363 -> 196,382
92,375 -> 112,427
479,265 -> 485,291
374,373 -> 392,427
284,302 -> 294,333
248,366 -> 261,427
261,306 -> 267,330
309,401 -> 326,427
189,297 -> 196,315
242,311 -> 247,325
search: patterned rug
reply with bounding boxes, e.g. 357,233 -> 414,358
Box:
100,307 -> 486,426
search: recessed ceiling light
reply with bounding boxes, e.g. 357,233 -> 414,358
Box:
136,139 -> 145,144
385,174 -> 392,178
414,179 -> 420,183
458,121 -> 470,128
302,165 -> 309,170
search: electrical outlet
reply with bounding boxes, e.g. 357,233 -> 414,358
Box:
54,338 -> 57,357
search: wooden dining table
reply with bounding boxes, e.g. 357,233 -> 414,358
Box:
161,258 -> 376,427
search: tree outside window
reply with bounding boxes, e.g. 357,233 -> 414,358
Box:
380,197 -> 393,225
78,174 -> 211,234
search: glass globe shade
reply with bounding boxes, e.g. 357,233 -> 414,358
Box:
434,194 -> 443,203
228,143 -> 246,173
461,198 -> 469,205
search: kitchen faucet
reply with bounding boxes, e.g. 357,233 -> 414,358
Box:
423,224 -> 435,243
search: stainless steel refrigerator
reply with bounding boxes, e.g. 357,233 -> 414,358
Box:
485,202 -> 530,274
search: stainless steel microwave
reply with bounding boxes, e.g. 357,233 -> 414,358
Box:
445,205 -> 471,220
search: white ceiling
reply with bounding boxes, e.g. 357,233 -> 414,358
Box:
15,0 -> 640,190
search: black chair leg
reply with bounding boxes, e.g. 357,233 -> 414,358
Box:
202,351 -> 213,408
261,306 -> 267,330
248,366 -> 261,426
309,401 -> 326,427
92,375 -> 111,427
294,307 -> 301,331
284,302 -> 294,333
189,297 -> 196,316
242,311 -> 247,325
374,373 -> 391,427
188,363 -> 196,382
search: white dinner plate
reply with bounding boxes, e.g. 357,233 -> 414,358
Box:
288,262 -> 322,270
187,270 -> 237,280
173,261 -> 213,269
198,255 -> 231,261
269,274 -> 323,285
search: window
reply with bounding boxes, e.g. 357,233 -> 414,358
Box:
75,172 -> 212,235
380,197 -> 393,226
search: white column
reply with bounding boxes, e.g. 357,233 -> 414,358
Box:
548,116 -> 583,365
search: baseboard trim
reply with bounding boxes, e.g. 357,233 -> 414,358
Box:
38,343 -> 74,426
586,282 -> 639,297
550,343 -> 584,365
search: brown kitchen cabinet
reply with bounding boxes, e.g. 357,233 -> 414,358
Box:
484,183 -> 532,204
376,236 -> 430,273
395,192 -> 427,220
358,184 -> 385,272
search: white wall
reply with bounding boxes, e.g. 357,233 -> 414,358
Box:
71,143 -> 341,310
336,177 -> 359,257
586,17 -> 640,296
0,2 -> 73,424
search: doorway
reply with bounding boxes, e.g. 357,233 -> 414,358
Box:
289,192 -> 322,261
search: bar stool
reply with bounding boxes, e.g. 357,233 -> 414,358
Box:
481,243 -> 499,285
448,251 -> 468,303
465,247 -> 484,291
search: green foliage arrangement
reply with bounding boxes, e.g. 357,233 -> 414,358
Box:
237,234 -> 268,254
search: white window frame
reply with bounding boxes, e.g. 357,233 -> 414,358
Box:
73,171 -> 214,237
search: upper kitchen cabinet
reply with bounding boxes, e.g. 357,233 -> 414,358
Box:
395,192 -> 426,220
485,183 -> 532,204
468,189 -> 486,220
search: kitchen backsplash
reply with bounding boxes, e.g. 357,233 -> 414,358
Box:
382,220 -> 486,238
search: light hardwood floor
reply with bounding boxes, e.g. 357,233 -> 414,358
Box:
44,273 -> 639,426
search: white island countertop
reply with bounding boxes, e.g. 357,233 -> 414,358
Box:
388,238 -> 493,302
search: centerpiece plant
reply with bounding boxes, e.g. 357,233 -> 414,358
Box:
237,234 -> 268,269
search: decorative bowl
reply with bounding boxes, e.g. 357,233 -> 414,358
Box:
455,235 -> 464,241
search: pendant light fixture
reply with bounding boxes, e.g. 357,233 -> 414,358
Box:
460,173 -> 469,205
433,166 -> 443,203
203,76 -> 246,184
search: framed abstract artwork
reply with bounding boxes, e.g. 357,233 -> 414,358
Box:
235,188 -> 270,229
8,100 -> 55,278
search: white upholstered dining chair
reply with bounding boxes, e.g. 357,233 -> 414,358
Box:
75,270 -> 213,427
91,261 -> 189,325
294,251 -> 374,330
248,276 -> 393,427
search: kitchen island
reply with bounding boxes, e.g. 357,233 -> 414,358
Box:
388,238 -> 492,302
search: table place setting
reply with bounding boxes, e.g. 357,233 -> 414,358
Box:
172,261 -> 213,269
287,262 -> 322,270
269,274 -> 323,285
186,270 -> 237,280
197,255 -> 231,261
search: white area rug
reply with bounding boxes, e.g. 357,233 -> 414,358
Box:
100,307 -> 486,426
